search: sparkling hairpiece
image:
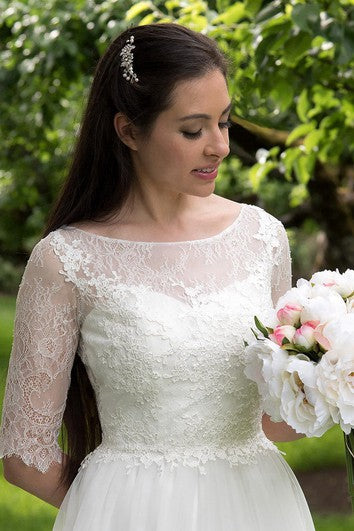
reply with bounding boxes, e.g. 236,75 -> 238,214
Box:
120,35 -> 139,84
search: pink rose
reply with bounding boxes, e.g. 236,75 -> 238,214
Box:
270,325 -> 296,346
293,321 -> 318,349
277,304 -> 302,326
313,324 -> 332,351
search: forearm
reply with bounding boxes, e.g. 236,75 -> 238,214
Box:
3,453 -> 71,508
262,413 -> 306,442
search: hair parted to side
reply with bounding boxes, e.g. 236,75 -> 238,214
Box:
43,23 -> 229,489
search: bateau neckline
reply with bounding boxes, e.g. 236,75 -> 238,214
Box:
62,203 -> 248,245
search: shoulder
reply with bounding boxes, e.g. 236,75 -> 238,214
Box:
242,204 -> 289,257
245,203 -> 284,229
25,227 -> 83,280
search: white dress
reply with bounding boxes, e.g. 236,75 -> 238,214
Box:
0,203 -> 315,530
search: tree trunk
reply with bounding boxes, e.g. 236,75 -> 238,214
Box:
308,162 -> 354,271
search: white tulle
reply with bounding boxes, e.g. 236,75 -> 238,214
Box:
0,203 -> 315,530
54,454 -> 313,531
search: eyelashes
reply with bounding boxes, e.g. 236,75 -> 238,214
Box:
181,119 -> 232,140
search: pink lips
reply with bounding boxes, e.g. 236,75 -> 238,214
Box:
191,166 -> 218,180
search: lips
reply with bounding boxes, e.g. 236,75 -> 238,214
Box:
191,165 -> 219,180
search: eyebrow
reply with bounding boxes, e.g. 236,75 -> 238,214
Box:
178,102 -> 232,122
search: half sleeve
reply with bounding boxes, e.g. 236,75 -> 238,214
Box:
0,235 -> 80,473
271,221 -> 292,306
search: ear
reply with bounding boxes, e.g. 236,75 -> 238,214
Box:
113,112 -> 139,150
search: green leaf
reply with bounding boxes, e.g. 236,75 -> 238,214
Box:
255,0 -> 284,23
283,31 -> 313,66
126,1 -> 152,22
139,13 -> 157,26
291,3 -> 321,33
304,129 -> 323,152
248,161 -> 277,191
280,343 -> 298,353
213,3 -> 246,24
244,0 -> 263,18
165,0 -> 180,10
270,79 -> 294,112
289,183 -> 309,208
286,122 -> 316,146
251,327 -> 260,340
296,89 -> 310,122
293,152 -> 316,184
254,316 -> 269,338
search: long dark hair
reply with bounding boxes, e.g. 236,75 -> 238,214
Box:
43,22 -> 229,488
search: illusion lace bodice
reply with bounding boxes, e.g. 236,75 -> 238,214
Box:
0,203 -> 292,475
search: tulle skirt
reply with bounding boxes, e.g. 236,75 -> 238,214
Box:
53,452 -> 315,530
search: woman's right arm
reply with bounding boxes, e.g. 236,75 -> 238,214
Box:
0,234 -> 80,507
3,454 -> 70,508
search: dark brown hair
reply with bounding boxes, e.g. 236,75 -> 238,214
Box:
43,22 -> 229,489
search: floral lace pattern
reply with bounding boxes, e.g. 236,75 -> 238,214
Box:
0,204 -> 292,474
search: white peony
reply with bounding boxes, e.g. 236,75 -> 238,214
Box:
310,269 -> 342,288
336,269 -> 354,298
275,280 -> 310,313
311,268 -> 354,299
279,356 -> 334,437
316,314 -> 354,434
300,288 -> 347,325
244,339 -> 289,422
319,313 -> 354,350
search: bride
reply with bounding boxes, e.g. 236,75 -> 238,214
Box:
0,23 -> 315,530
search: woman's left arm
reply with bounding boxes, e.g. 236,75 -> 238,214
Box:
262,413 -> 305,442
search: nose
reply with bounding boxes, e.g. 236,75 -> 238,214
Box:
204,128 -> 230,159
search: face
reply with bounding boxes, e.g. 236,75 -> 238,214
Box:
130,69 -> 231,198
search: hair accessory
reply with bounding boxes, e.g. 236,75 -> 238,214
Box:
120,35 -> 139,84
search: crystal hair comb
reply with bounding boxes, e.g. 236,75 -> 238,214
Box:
120,35 -> 139,84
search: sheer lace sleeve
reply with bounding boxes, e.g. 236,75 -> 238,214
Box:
0,234 -> 80,473
271,221 -> 292,306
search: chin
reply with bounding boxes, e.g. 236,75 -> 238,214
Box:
196,185 -> 216,197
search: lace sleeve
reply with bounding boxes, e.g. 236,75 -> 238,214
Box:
271,221 -> 292,307
0,234 -> 80,473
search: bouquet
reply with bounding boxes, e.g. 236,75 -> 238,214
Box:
244,269 -> 354,508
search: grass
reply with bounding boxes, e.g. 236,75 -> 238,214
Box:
277,424 -> 346,471
313,514 -> 354,530
0,294 -> 352,530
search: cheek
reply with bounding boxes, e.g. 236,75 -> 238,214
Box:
158,137 -> 194,168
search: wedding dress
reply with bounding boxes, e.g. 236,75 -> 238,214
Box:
0,203 -> 315,530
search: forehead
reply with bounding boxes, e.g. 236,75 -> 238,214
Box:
165,69 -> 230,116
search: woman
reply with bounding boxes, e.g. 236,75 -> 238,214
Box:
0,23 -> 315,530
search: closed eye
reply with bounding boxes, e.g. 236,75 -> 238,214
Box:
181,119 -> 232,140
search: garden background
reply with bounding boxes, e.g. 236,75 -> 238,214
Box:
0,0 -> 353,529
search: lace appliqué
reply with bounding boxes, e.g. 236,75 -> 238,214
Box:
78,436 -> 280,476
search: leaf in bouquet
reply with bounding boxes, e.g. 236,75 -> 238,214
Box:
281,342 -> 297,350
344,429 -> 354,511
251,327 -> 261,340
294,344 -> 313,354
254,316 -> 269,338
243,340 -> 249,347
280,343 -> 299,355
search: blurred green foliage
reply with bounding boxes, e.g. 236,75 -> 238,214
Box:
0,0 -> 353,287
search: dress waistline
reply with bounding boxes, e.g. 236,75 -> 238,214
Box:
78,439 -> 281,476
